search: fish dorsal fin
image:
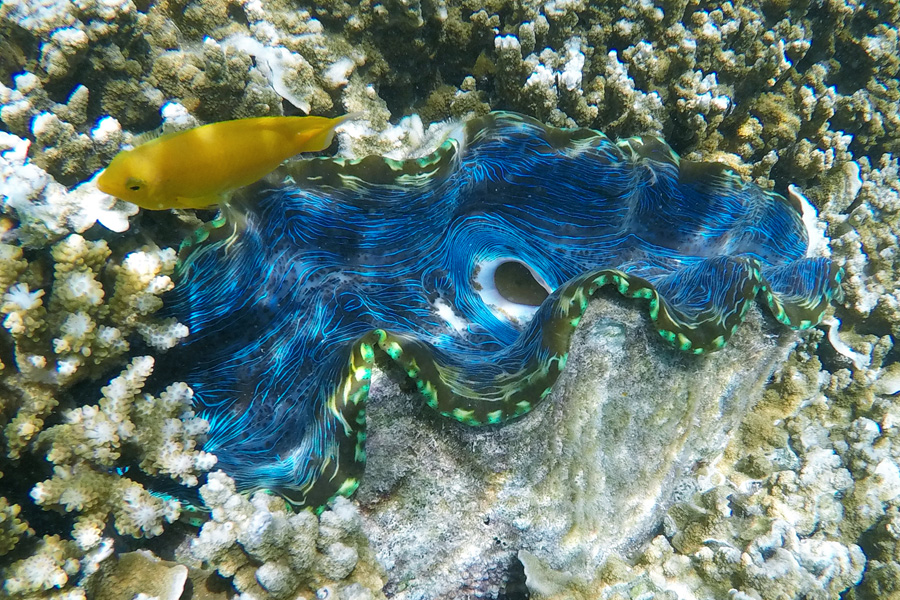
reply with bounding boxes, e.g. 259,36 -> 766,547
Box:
131,122 -> 188,147
130,125 -> 167,147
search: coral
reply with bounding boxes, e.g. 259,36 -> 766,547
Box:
147,37 -> 284,122
0,226 -> 199,594
514,323 -> 900,599
0,494 -> 31,556
821,157 -> 900,340
2,356 -> 209,595
0,0 -> 898,597
337,78 -> 463,160
3,535 -> 85,598
853,506 -> 900,599
0,131 -> 137,247
0,235 -> 186,391
218,0 -> 892,190
0,232 -> 187,489
214,35 -> 336,117
29,356 -> 214,538
0,74 -> 130,188
2,0 -> 891,193
87,550 -> 189,600
184,471 -> 385,599
0,355 -> 213,592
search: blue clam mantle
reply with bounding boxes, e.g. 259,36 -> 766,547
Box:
169,112 -> 842,507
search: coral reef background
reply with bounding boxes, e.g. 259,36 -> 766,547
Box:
0,0 -> 898,598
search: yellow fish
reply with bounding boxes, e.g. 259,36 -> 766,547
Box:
97,114 -> 351,210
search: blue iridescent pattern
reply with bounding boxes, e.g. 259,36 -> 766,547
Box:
169,113 -> 843,507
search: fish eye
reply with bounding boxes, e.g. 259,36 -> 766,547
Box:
125,177 -> 144,192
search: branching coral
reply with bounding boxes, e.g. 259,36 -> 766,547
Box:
0,235 -> 186,391
3,0 -> 891,192
0,130 -> 137,247
32,356 -> 214,539
0,0 -> 896,597
822,157 -> 900,340
2,535 -> 85,598
0,233 -> 197,589
0,495 -> 31,557
0,357 -> 214,598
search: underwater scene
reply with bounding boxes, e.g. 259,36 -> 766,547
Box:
0,0 -> 897,598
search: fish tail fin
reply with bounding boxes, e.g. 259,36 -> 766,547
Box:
293,113 -> 360,153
